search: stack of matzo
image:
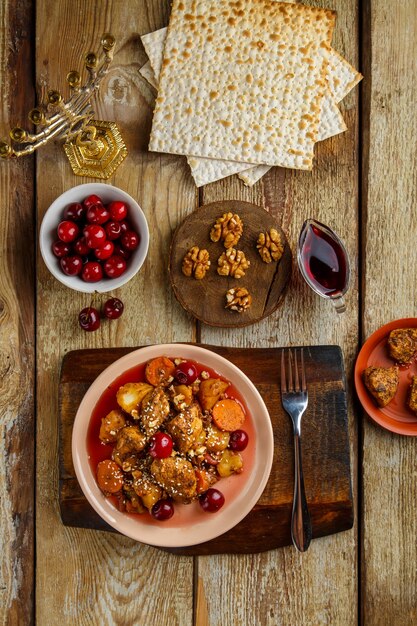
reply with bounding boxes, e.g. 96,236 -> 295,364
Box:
140,0 -> 362,187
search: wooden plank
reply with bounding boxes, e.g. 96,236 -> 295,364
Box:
0,1 -> 35,624
35,1 -> 197,623
197,0 -> 360,621
361,1 -> 417,623
57,346 -> 352,553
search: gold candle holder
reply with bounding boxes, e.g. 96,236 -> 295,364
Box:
0,34 -> 127,179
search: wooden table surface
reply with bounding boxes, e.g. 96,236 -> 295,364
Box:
0,0 -> 416,624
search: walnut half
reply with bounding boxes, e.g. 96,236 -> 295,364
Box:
225,287 -> 252,313
210,212 -> 243,249
182,246 -> 211,279
257,228 -> 284,263
217,248 -> 250,279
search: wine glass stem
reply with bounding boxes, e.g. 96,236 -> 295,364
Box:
331,295 -> 346,314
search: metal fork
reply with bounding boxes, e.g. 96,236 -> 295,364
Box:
281,348 -> 312,552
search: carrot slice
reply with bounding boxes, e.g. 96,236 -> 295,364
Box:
97,460 -> 124,494
195,468 -> 215,494
212,399 -> 245,432
145,357 -> 176,386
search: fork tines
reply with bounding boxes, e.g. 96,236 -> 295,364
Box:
281,348 -> 307,393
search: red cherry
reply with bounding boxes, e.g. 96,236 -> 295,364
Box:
81,261 -> 103,282
73,237 -> 90,256
83,224 -> 107,248
113,243 -> 131,261
121,230 -> 140,251
60,255 -> 83,276
149,433 -> 173,459
199,488 -> 225,513
105,220 -> 123,241
52,240 -> 71,258
118,219 -> 131,234
83,194 -> 103,209
108,200 -> 128,221
229,430 -> 249,451
64,202 -> 85,221
151,499 -> 174,521
94,241 -> 114,260
57,220 -> 79,243
86,204 -> 110,225
78,307 -> 100,332
103,255 -> 127,278
103,297 -> 124,320
175,361 -> 198,385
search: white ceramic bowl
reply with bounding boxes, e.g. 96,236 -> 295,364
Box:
40,183 -> 149,293
72,344 -> 274,547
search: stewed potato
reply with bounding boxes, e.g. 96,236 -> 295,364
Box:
198,378 -> 230,411
116,382 -> 154,417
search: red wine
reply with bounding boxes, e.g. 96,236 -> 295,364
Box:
299,221 -> 348,297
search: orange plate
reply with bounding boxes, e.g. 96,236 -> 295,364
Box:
355,318 -> 417,436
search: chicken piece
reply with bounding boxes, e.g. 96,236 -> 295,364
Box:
116,382 -> 154,418
131,470 -> 163,511
150,456 -> 197,503
140,387 -> 170,437
407,376 -> 417,414
166,404 -> 203,454
387,328 -> 417,364
363,366 -> 399,407
99,409 -> 126,443
123,484 -> 147,514
114,425 -> 147,461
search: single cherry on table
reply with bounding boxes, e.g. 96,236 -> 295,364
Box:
102,297 -> 124,320
78,306 -> 101,332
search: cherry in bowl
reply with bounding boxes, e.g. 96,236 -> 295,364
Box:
175,361 -> 198,385
148,432 -> 173,459
229,430 -> 249,451
151,499 -> 174,521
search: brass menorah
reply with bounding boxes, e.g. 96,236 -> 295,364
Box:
0,33 -> 127,179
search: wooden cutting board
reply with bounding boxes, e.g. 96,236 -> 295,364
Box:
59,345 -> 353,555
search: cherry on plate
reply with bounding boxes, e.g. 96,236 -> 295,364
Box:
105,220 -> 122,241
103,297 -> 124,320
78,306 -> 100,332
82,261 -> 103,282
64,202 -> 85,221
95,241 -> 114,260
73,237 -> 90,256
229,430 -> 249,452
148,432 -> 173,459
103,255 -> 127,278
83,224 -> 107,249
57,220 -> 79,243
60,255 -> 83,276
199,488 -> 225,513
86,204 -> 110,225
175,361 -> 198,385
52,240 -> 71,258
151,499 -> 174,521
108,200 -> 128,221
121,230 -> 140,251
83,194 -> 103,209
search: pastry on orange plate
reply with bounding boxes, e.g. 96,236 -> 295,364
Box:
362,365 -> 399,407
387,328 -> 417,364
407,376 -> 417,414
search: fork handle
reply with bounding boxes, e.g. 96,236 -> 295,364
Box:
291,433 -> 312,552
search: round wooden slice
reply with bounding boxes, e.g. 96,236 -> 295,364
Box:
169,200 -> 292,328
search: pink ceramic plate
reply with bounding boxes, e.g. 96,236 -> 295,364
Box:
72,344 -> 274,547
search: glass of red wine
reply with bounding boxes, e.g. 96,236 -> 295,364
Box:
297,219 -> 350,314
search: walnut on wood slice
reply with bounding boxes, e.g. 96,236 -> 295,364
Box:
210,212 -> 243,249
182,246 -> 211,279
257,228 -> 284,263
217,248 -> 250,279
225,287 -> 252,313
